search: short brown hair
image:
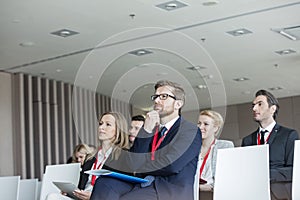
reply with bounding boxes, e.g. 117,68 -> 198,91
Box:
154,80 -> 185,114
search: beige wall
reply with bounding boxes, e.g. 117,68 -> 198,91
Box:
183,96 -> 300,147
1,71 -> 300,178
0,72 -> 14,176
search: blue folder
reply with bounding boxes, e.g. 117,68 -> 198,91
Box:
85,169 -> 148,183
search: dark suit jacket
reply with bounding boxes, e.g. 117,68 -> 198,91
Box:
78,157 -> 95,190
107,117 -> 202,200
241,123 -> 299,182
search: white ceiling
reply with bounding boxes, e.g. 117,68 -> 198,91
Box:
1,0 -> 300,112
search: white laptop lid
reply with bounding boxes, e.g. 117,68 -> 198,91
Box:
292,140 -> 300,200
214,145 -> 270,200
0,176 -> 20,200
39,163 -> 80,200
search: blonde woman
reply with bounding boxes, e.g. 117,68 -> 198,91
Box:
197,110 -> 234,192
67,144 -> 94,166
47,111 -> 130,200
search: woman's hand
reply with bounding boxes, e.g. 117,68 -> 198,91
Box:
73,190 -> 91,200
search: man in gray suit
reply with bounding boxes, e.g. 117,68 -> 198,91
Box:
241,89 -> 299,200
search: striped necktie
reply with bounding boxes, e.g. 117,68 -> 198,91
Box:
159,126 -> 167,137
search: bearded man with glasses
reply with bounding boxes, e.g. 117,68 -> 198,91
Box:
91,80 -> 202,200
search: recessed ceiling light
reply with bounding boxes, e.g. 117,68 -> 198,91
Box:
56,69 -> 62,72
19,41 -> 35,47
275,49 -> 296,55
186,65 -> 207,71
233,77 -> 249,82
196,85 -> 207,89
272,25 -> 300,41
226,28 -> 252,36
129,49 -> 152,56
51,29 -> 79,38
202,74 -> 213,79
202,0 -> 219,6
269,87 -> 283,91
156,0 -> 188,11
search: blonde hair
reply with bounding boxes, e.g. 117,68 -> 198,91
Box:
71,143 -> 94,163
200,110 -> 224,138
98,111 -> 130,160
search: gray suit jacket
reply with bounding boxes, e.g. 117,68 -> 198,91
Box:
211,139 -> 234,185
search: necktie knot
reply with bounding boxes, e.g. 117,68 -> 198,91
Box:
159,126 -> 167,137
260,130 -> 268,144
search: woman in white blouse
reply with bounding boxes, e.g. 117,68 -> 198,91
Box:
47,111 -> 130,200
197,110 -> 234,192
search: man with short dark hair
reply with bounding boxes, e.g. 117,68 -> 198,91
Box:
242,89 -> 299,200
129,115 -> 145,144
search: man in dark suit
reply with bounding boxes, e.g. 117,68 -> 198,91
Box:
90,80 -> 201,200
241,89 -> 299,200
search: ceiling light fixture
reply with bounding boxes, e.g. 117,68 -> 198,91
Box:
226,28 -> 252,36
186,65 -> 207,71
202,74 -> 213,79
233,77 -> 249,82
129,49 -> 153,56
272,25 -> 300,41
202,0 -> 219,6
156,0 -> 188,11
51,29 -> 79,38
19,41 -> 35,47
197,85 -> 207,89
269,87 -> 283,91
275,49 -> 296,55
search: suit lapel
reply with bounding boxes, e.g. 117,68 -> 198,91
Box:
267,123 -> 279,145
252,128 -> 259,145
161,117 -> 181,147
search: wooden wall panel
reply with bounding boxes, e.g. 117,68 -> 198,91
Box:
12,73 -> 132,179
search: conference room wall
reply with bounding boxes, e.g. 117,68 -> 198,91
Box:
0,72 -> 133,180
0,72 -> 14,176
1,71 -> 300,179
183,95 -> 300,147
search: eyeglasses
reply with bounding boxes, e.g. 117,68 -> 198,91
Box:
151,93 -> 177,101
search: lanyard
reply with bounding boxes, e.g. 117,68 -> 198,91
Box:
257,130 -> 272,145
151,126 -> 169,161
200,139 -> 216,178
91,148 -> 109,186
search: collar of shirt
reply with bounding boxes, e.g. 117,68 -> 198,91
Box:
160,116 -> 179,131
259,121 -> 276,133
259,121 -> 276,140
97,146 -> 113,161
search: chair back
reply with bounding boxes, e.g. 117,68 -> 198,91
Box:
214,145 -> 270,200
0,176 -> 20,200
19,178 -> 38,200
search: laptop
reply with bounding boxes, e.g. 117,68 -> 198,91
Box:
39,163 -> 80,200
